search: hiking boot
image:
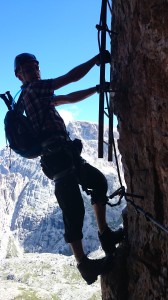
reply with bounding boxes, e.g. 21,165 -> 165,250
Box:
98,226 -> 124,255
77,255 -> 113,285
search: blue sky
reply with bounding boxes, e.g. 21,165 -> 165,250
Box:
0,0 -> 113,149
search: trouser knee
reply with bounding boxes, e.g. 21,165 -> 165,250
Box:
78,163 -> 108,205
54,172 -> 85,243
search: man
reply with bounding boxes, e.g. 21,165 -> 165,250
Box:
14,52 -> 124,284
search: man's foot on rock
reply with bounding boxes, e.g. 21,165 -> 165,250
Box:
98,226 -> 125,255
77,255 -> 113,285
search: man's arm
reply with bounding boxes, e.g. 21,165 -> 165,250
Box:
52,55 -> 100,90
53,87 -> 97,106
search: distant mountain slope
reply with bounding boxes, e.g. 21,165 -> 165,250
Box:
0,121 -> 125,259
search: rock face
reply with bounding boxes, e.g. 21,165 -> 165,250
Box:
101,0 -> 168,299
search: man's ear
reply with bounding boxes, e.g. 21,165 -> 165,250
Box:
16,72 -> 23,81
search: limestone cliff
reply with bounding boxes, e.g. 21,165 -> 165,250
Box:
101,1 -> 168,299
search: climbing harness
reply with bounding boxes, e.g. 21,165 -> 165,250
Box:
96,0 -> 168,235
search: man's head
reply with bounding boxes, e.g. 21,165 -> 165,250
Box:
14,53 -> 41,84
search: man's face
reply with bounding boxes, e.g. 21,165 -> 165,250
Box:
17,61 -> 41,84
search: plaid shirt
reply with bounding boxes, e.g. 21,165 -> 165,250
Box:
21,79 -> 68,139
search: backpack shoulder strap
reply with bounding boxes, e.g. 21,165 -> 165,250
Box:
14,90 -> 24,113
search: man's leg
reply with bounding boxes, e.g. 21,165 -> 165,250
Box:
93,200 -> 124,254
55,171 -> 113,284
78,162 -> 125,255
78,162 -> 108,234
70,240 -> 85,263
93,202 -> 107,234
41,151 -> 114,283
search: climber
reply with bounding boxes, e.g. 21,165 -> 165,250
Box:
14,52 -> 124,285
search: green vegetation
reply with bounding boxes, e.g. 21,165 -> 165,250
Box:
0,254 -> 101,299
62,264 -> 81,282
22,272 -> 32,282
14,289 -> 40,300
51,295 -> 61,300
88,291 -> 102,300
15,288 -> 61,300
